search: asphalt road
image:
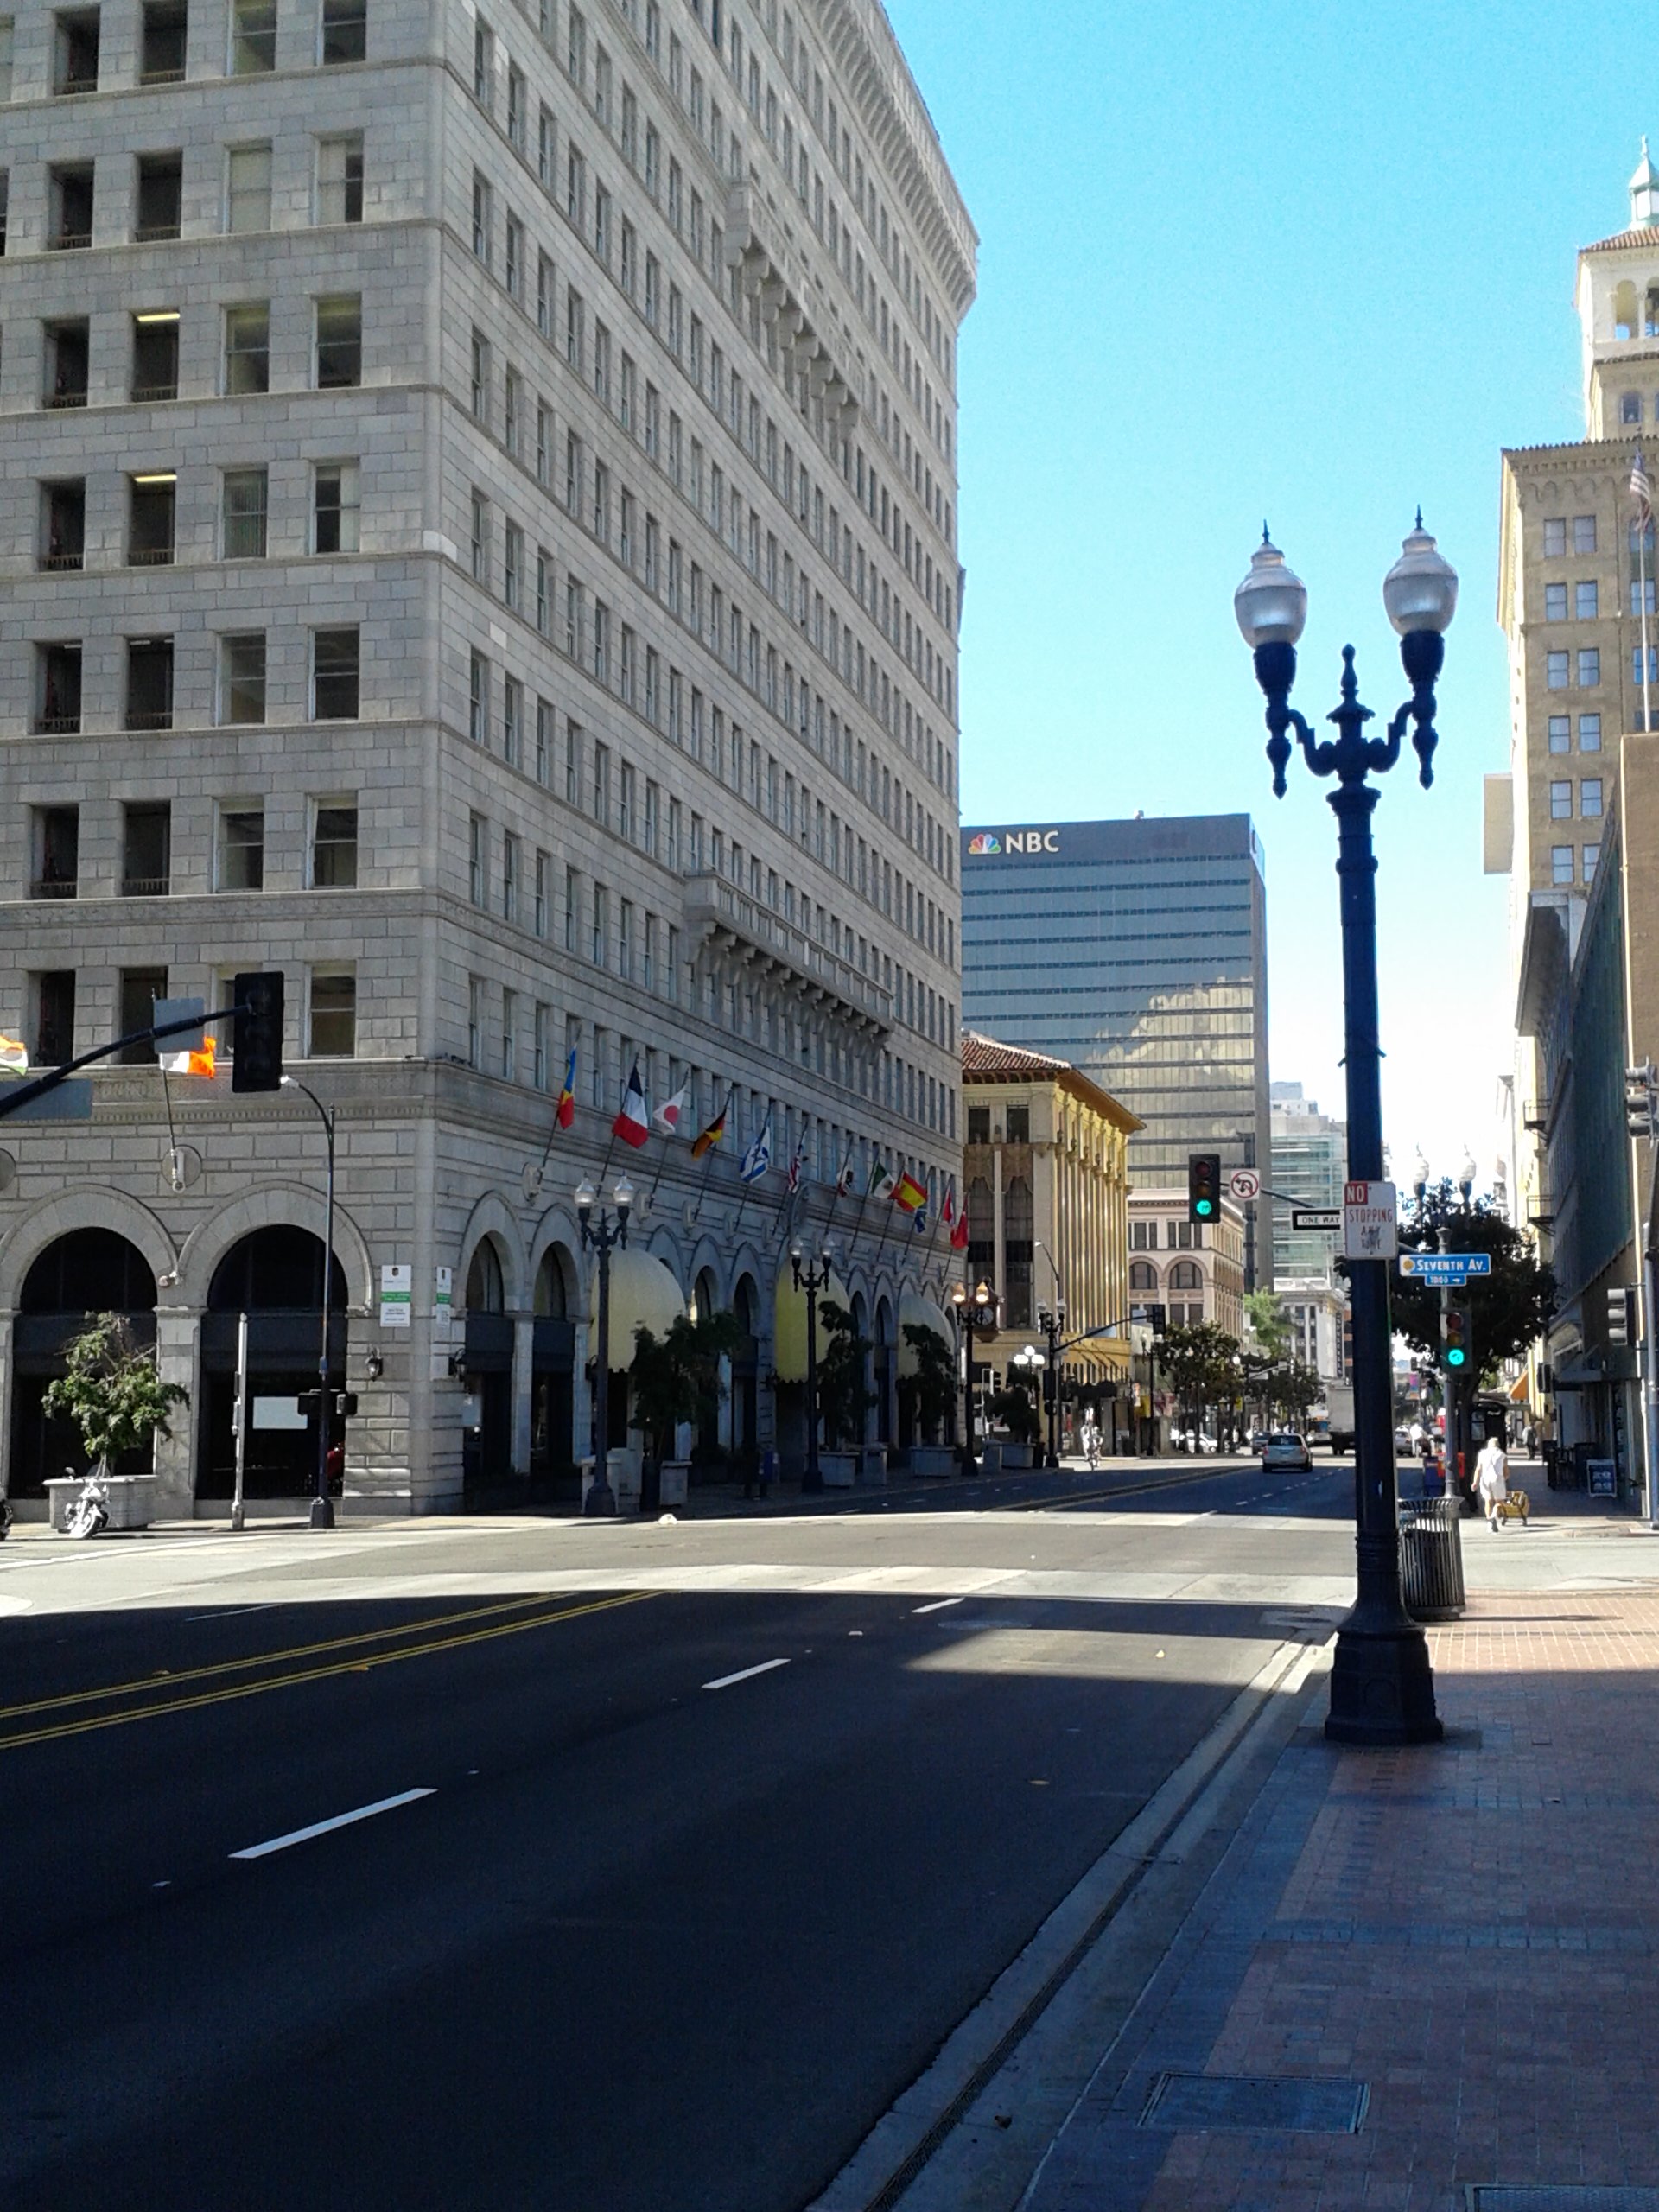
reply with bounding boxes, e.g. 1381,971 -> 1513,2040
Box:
0,1456 -> 1356,2211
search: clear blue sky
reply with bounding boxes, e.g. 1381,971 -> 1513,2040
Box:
887,0 -> 1643,1195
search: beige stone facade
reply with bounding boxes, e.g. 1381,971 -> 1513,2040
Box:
959,1033 -> 1139,1398
1127,1188 -> 1245,1342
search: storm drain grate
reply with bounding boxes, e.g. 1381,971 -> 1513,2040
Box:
1466,2193 -> 1659,2211
1139,2070 -> 1368,2134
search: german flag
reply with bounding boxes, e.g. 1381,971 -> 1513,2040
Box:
690,1105 -> 728,1159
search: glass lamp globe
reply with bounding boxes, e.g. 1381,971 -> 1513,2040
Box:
613,1174 -> 635,1211
1233,531 -> 1308,649
575,1177 -> 596,1212
1382,518 -> 1459,637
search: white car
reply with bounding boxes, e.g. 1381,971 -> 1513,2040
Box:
1261,1431 -> 1313,1471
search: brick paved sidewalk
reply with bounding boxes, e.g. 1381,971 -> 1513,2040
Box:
1022,1591 -> 1659,2211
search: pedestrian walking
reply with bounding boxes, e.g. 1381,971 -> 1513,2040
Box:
1475,1433 -> 1510,1531
1079,1413 -> 1101,1471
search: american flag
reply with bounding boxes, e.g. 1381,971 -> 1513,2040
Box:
785,1138 -> 808,1195
1634,449 -> 1655,528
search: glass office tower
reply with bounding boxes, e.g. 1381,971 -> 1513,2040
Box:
961,815 -> 1271,1285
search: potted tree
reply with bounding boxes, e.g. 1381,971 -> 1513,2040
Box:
41,1314 -> 188,1530
897,1324 -> 957,1477
987,1382 -> 1042,1470
816,1305 -> 875,1486
629,1311 -> 741,1511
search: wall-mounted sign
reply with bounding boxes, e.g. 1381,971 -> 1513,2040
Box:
965,829 -> 1061,856
379,1263 -> 412,1329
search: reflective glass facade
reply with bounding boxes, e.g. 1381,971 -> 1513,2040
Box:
960,815 -> 1271,1283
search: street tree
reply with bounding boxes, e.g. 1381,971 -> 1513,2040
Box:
1158,1322 -> 1243,1436
816,1304 -> 876,1448
1389,1179 -> 1554,1384
1244,1289 -> 1292,1361
630,1312 -> 742,1478
896,1324 -> 956,1445
42,1314 -> 188,1476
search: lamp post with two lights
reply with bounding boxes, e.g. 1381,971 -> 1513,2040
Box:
576,1172 -> 634,1516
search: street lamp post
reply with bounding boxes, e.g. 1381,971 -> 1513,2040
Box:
1236,517 -> 1457,1747
1036,1301 -> 1066,1467
950,1279 -> 995,1472
576,1172 -> 634,1516
282,1075 -> 337,1532
791,1238 -> 836,1494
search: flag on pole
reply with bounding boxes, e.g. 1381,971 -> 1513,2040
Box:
893,1170 -> 927,1214
555,1048 -> 577,1130
690,1102 -> 728,1159
941,1183 -> 957,1235
785,1137 -> 808,1195
159,1034 -> 217,1078
739,1112 -> 773,1184
613,1062 -> 651,1148
0,1034 -> 31,1077
951,1199 -> 970,1251
912,1201 -> 930,1235
1634,448 -> 1655,526
653,1082 -> 690,1138
835,1148 -> 857,1199
868,1156 -> 896,1204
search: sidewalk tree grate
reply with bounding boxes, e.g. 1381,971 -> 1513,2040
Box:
1139,2071 -> 1369,2133
1468,2194 -> 1659,2210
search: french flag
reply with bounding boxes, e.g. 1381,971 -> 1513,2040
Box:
613,1063 -> 651,1148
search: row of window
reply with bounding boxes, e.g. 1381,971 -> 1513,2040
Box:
1539,579 -> 1659,622
28,626 -> 358,732
0,0 -> 364,101
23,795 -> 357,900
1128,1218 -> 1208,1252
1549,842 -> 1600,887
1548,778 -> 1604,821
1546,646 -> 1659,693
33,296 -> 362,407
35,461 -> 359,568
25,960 -> 358,1068
0,133 -> 363,254
1547,714 -> 1602,754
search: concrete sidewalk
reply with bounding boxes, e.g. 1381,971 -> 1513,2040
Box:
887,1564 -> 1659,2212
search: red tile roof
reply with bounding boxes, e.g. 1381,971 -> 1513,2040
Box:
1582,227 -> 1659,255
960,1030 -> 1143,1133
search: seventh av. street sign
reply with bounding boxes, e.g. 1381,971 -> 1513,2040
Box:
1399,1252 -> 1494,1283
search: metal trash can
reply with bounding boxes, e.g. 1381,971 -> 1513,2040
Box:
1397,1495 -> 1465,1622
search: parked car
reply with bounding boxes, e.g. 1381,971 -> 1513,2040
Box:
1248,1429 -> 1270,1453
1261,1431 -> 1313,1471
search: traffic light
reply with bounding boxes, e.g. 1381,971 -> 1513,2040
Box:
1188,1152 -> 1222,1224
232,970 -> 284,1093
1609,1287 -> 1634,1348
1627,1063 -> 1656,1139
334,1391 -> 359,1419
1441,1302 -> 1471,1371
1146,1303 -> 1168,1337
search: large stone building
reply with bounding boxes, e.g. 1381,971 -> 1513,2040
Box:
1127,1187 -> 1245,1342
0,0 -> 975,1512
959,1031 -> 1139,1433
1497,148 -> 1659,1484
958,813 -> 1272,1287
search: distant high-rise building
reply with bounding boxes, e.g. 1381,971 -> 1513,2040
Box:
1269,1081 -> 1345,1282
959,814 -> 1271,1284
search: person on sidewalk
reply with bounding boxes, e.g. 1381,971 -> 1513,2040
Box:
1476,1433 -> 1510,1530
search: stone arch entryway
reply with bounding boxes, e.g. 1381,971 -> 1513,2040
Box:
9,1230 -> 160,1497
460,1234 -> 514,1499
730,1271 -> 760,1471
197,1226 -> 347,1501
531,1241 -> 579,1496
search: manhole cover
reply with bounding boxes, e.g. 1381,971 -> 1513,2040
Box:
1139,2071 -> 1368,2133
1467,2194 -> 1659,2210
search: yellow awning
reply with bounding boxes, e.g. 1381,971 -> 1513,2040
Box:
593,1248 -> 689,1371
772,1268 -> 851,1382
898,1292 -> 955,1376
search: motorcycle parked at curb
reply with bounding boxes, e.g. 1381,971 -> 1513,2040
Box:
63,1470 -> 110,1540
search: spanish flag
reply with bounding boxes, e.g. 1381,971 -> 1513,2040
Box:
690,1104 -> 728,1159
893,1170 -> 927,1213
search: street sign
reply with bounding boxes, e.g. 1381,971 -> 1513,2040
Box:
1399,1252 -> 1494,1283
1292,1208 -> 1342,1231
1228,1167 -> 1261,1202
1343,1179 -> 1398,1261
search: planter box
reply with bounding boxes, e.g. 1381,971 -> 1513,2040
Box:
998,1444 -> 1036,1471
906,1446 -> 957,1478
857,1446 -> 888,1485
818,1452 -> 857,1489
45,1474 -> 157,1532
658,1460 -> 690,1508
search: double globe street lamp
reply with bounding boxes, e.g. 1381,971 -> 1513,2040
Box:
951,1278 -> 996,1473
1234,516 -> 1459,1747
1036,1300 -> 1066,1469
576,1172 -> 633,1516
790,1237 -> 836,1495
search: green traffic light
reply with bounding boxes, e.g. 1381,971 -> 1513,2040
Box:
1196,1198 -> 1214,1217
1446,1347 -> 1466,1368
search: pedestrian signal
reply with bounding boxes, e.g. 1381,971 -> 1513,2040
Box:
1188,1152 -> 1222,1224
1442,1303 -> 1471,1370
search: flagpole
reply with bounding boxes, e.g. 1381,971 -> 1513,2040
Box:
686,1087 -> 736,1232
1640,455 -> 1654,738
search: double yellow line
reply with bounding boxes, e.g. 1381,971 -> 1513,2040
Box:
0,1587 -> 661,1754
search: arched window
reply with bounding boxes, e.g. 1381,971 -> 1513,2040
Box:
533,1246 -> 573,1317
692,1267 -> 720,1322
1169,1260 -> 1202,1292
1646,285 -> 1659,339
732,1274 -> 759,1334
208,1226 -> 345,1311
1129,1261 -> 1158,1292
22,1228 -> 157,1313
465,1239 -> 505,1313
1615,279 -> 1639,340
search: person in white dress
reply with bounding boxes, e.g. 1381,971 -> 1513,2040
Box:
1475,1434 -> 1510,1530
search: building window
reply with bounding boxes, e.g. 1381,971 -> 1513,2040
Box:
1624,392 -> 1643,426
1577,647 -> 1600,687
226,143 -> 271,232
501,988 -> 516,1081
230,0 -> 275,71
54,11 -> 99,93
468,811 -> 486,904
1550,844 -> 1573,886
313,461 -> 360,552
1548,715 -> 1570,753
311,803 -> 358,887
35,642 -> 81,734
1580,713 -> 1602,752
470,490 -> 489,583
1634,645 -> 1659,692
471,170 -> 493,262
321,0 -> 365,65
40,479 -> 85,571
136,151 -> 183,240
311,626 -> 359,718
308,968 -> 356,1056
1545,651 -> 1569,690
316,132 -> 364,223
122,802 -> 171,896
470,327 -> 490,420
225,302 -> 270,393
130,309 -> 179,400
1584,842 -> 1601,883
118,967 -> 168,1062
1542,518 -> 1566,556
1573,514 -> 1597,554
127,472 -> 175,564
467,976 -> 481,1068
124,635 -> 174,728
533,1002 -> 549,1090
140,0 -> 187,80
219,632 -> 265,723
1549,779 -> 1573,819
502,675 -> 521,764
1581,778 -> 1604,818
469,650 -> 488,742
315,296 -> 362,387
48,162 -> 94,249
222,467 -> 269,558
32,971 -> 76,1065
1544,582 -> 1567,622
502,831 -> 519,922
472,13 -> 493,102
1575,580 -> 1599,620
218,805 -> 264,890
29,804 -> 79,899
